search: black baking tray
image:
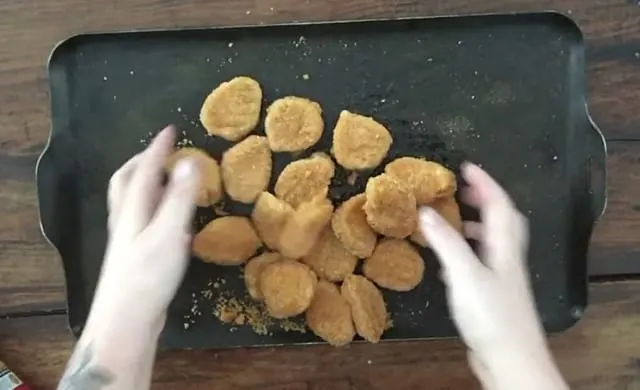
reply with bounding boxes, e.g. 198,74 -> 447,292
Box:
38,12 -> 606,349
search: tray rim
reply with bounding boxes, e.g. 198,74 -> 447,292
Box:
37,10 -> 606,347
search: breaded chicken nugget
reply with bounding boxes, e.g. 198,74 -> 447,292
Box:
410,197 -> 463,247
363,239 -> 425,291
193,216 -> 261,265
332,110 -> 393,170
302,227 -> 358,282
341,275 -> 387,343
260,259 -> 318,319
265,96 -> 324,152
331,193 -> 377,258
251,192 -> 294,251
200,76 -> 262,141
244,252 -> 283,301
306,280 -> 355,346
364,174 -> 417,239
385,157 -> 457,205
165,147 -> 222,207
279,196 -> 334,259
221,135 -> 272,203
275,153 -> 335,208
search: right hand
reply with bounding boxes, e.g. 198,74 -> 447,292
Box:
418,163 -> 568,390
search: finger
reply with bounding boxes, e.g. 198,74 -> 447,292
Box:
461,163 -> 527,273
467,350 -> 495,389
463,221 -> 483,241
148,158 -> 200,236
117,126 -> 176,236
107,154 -> 143,229
419,207 -> 486,285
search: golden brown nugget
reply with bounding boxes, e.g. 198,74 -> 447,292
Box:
265,96 -> 324,152
341,274 -> 387,343
302,227 -> 358,282
260,259 -> 318,318
251,192 -> 294,250
193,216 -> 261,265
363,174 -> 417,239
165,147 -> 222,207
410,197 -> 463,247
200,76 -> 262,141
331,193 -> 377,258
279,196 -> 334,259
274,153 -> 335,208
244,252 -> 283,301
385,157 -> 457,204
306,280 -> 355,346
221,135 -> 272,203
332,110 -> 393,170
363,239 -> 425,291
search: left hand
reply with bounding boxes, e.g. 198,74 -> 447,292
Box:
87,126 -> 200,333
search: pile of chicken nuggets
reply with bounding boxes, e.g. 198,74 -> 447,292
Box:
167,76 -> 462,346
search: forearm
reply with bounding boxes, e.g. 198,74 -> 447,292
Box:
482,347 -> 569,390
58,302 -> 163,390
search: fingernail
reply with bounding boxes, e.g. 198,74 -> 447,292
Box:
174,159 -> 195,181
419,207 -> 439,227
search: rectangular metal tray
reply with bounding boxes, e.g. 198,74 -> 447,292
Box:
38,12 -> 606,349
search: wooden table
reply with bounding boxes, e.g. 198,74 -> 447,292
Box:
1,0 -> 639,389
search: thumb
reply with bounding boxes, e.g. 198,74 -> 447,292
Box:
418,207 -> 485,284
150,158 -> 200,235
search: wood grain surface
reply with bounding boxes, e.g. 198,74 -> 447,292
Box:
0,0 -> 639,389
1,281 -> 639,390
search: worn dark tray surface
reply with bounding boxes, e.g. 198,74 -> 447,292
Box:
39,13 -> 604,349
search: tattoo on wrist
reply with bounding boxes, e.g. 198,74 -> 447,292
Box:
58,343 -> 115,390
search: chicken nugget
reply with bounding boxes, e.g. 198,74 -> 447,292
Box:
251,192 -> 294,251
265,96 -> 324,152
341,274 -> 387,343
165,147 -> 222,207
193,216 -> 261,265
221,135 -> 272,203
260,259 -> 317,318
200,76 -> 262,141
302,227 -> 358,282
274,153 -> 335,208
363,174 -> 417,238
332,193 -> 377,258
244,252 -> 283,301
332,110 -> 392,170
410,197 -> 463,247
279,196 -> 334,259
306,280 -> 355,346
385,157 -> 456,204
363,239 -> 425,291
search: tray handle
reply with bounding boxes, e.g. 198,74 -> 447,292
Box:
585,107 -> 607,221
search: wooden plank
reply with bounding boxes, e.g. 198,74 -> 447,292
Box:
0,281 -> 638,389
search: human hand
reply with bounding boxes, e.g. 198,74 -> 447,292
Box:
87,126 -> 200,335
418,163 -> 567,390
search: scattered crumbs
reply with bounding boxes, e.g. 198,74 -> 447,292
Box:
302,73 -> 310,80
103,76 -> 108,81
228,42 -> 234,48
213,201 -> 229,216
471,95 -> 476,100
380,98 -> 386,103
228,57 -> 234,64
552,155 -> 558,161
177,107 -> 182,113
347,171 -> 358,186
427,57 -> 433,62
425,300 -> 430,309
139,131 -> 155,146
474,70 -> 479,76
206,57 -> 211,63
280,319 -> 306,333
385,316 -> 394,330
245,10 -> 251,15
457,40 -> 463,45
293,35 -> 307,48
184,322 -> 190,330
129,70 -> 135,75
213,294 -> 274,335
